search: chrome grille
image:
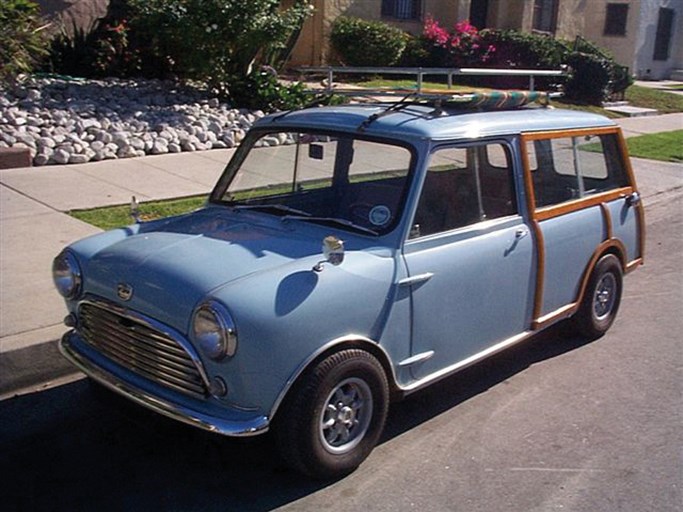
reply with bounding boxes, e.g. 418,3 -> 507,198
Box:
79,302 -> 208,399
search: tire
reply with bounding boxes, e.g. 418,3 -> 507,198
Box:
274,349 -> 389,479
571,254 -> 623,339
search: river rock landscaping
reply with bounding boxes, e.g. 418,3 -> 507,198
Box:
0,76 -> 266,166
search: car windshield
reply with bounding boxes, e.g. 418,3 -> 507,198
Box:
216,131 -> 414,235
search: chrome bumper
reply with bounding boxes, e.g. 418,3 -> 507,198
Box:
59,331 -> 269,437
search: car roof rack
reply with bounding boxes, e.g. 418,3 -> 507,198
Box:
298,66 -> 565,111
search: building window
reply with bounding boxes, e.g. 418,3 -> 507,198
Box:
653,8 -> 675,61
381,0 -> 422,21
604,3 -> 629,36
532,0 -> 558,33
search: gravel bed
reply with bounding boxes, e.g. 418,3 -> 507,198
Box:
0,76 -> 265,166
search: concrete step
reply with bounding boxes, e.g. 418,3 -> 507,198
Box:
670,69 -> 683,81
604,105 -> 659,117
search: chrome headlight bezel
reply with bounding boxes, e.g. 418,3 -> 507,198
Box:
191,301 -> 237,361
52,250 -> 82,299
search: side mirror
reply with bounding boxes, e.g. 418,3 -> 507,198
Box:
313,236 -> 344,272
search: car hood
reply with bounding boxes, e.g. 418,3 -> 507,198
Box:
79,209 -> 324,332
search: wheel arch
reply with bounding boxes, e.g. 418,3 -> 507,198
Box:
574,239 -> 627,310
268,335 -> 400,423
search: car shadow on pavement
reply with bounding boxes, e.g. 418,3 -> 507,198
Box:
0,322 -> 595,511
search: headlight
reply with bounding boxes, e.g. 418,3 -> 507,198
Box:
52,250 -> 82,299
191,301 -> 237,360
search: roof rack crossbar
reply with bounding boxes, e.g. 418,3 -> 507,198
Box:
299,66 -> 567,94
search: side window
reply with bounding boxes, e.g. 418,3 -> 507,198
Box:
527,132 -> 629,208
411,143 -> 517,238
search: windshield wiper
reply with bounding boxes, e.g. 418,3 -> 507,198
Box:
232,204 -> 311,217
283,215 -> 378,236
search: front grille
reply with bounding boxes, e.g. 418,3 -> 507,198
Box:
79,302 -> 208,399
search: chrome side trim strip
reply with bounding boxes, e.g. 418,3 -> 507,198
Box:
399,330 -> 534,394
60,332 -> 269,437
398,350 -> 435,367
398,273 -> 434,287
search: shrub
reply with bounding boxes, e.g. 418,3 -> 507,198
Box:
421,17 -> 495,67
564,52 -> 613,104
48,18 -> 141,79
228,66 -> 308,112
128,0 -> 313,93
0,0 -> 49,84
331,17 -> 408,67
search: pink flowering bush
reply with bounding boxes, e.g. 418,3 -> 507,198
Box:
421,16 -> 495,67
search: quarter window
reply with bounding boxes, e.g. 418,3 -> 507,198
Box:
411,143 -> 516,238
527,133 -> 629,208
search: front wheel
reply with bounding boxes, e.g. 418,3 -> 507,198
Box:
571,254 -> 623,339
274,349 -> 389,479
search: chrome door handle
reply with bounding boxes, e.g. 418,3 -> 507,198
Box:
515,228 -> 529,239
625,191 -> 641,207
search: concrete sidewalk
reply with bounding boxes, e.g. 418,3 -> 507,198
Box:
0,113 -> 681,398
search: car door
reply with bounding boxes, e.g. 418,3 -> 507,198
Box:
402,141 -> 536,381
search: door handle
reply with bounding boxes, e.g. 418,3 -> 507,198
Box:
625,191 -> 641,207
515,228 -> 529,239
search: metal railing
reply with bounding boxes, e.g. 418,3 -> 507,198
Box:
298,66 -> 567,94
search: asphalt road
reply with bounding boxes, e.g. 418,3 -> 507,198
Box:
1,195 -> 681,512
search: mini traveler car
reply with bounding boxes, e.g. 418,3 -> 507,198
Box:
55,90 -> 644,478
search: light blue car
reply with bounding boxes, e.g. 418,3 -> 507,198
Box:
55,93 -> 644,478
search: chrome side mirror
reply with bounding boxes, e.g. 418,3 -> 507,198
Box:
313,236 -> 344,272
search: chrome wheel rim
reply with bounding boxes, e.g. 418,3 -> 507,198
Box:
593,273 -> 617,321
319,377 -> 373,455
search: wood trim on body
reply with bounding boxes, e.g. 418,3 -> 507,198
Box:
520,126 -> 641,330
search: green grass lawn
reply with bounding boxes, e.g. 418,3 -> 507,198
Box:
70,195 -> 207,230
625,130 -> 683,162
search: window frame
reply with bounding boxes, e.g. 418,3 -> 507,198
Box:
653,7 -> 675,61
520,127 -> 635,222
408,139 -> 519,239
603,3 -> 629,37
532,0 -> 559,34
381,0 -> 422,21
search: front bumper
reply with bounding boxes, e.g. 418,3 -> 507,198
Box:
59,331 -> 269,437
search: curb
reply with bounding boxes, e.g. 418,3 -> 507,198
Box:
0,338 -> 81,400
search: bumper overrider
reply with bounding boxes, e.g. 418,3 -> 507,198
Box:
59,330 -> 269,437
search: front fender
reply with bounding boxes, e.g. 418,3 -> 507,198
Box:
206,250 -> 399,415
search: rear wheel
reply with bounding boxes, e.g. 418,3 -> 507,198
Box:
274,349 -> 389,479
572,254 -> 623,339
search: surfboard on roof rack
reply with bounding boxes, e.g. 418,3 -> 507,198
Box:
317,88 -> 559,110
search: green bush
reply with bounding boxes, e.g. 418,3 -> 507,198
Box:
228,67 -> 308,112
564,52 -> 612,104
128,0 -> 313,93
331,17 -> 408,67
0,0 -> 49,84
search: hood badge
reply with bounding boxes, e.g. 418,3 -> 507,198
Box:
117,283 -> 134,301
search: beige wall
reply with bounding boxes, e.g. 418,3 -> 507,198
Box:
288,0 -> 474,67
583,1 -> 640,68
246,0 -> 682,79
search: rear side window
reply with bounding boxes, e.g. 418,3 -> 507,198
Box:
526,132 -> 629,208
